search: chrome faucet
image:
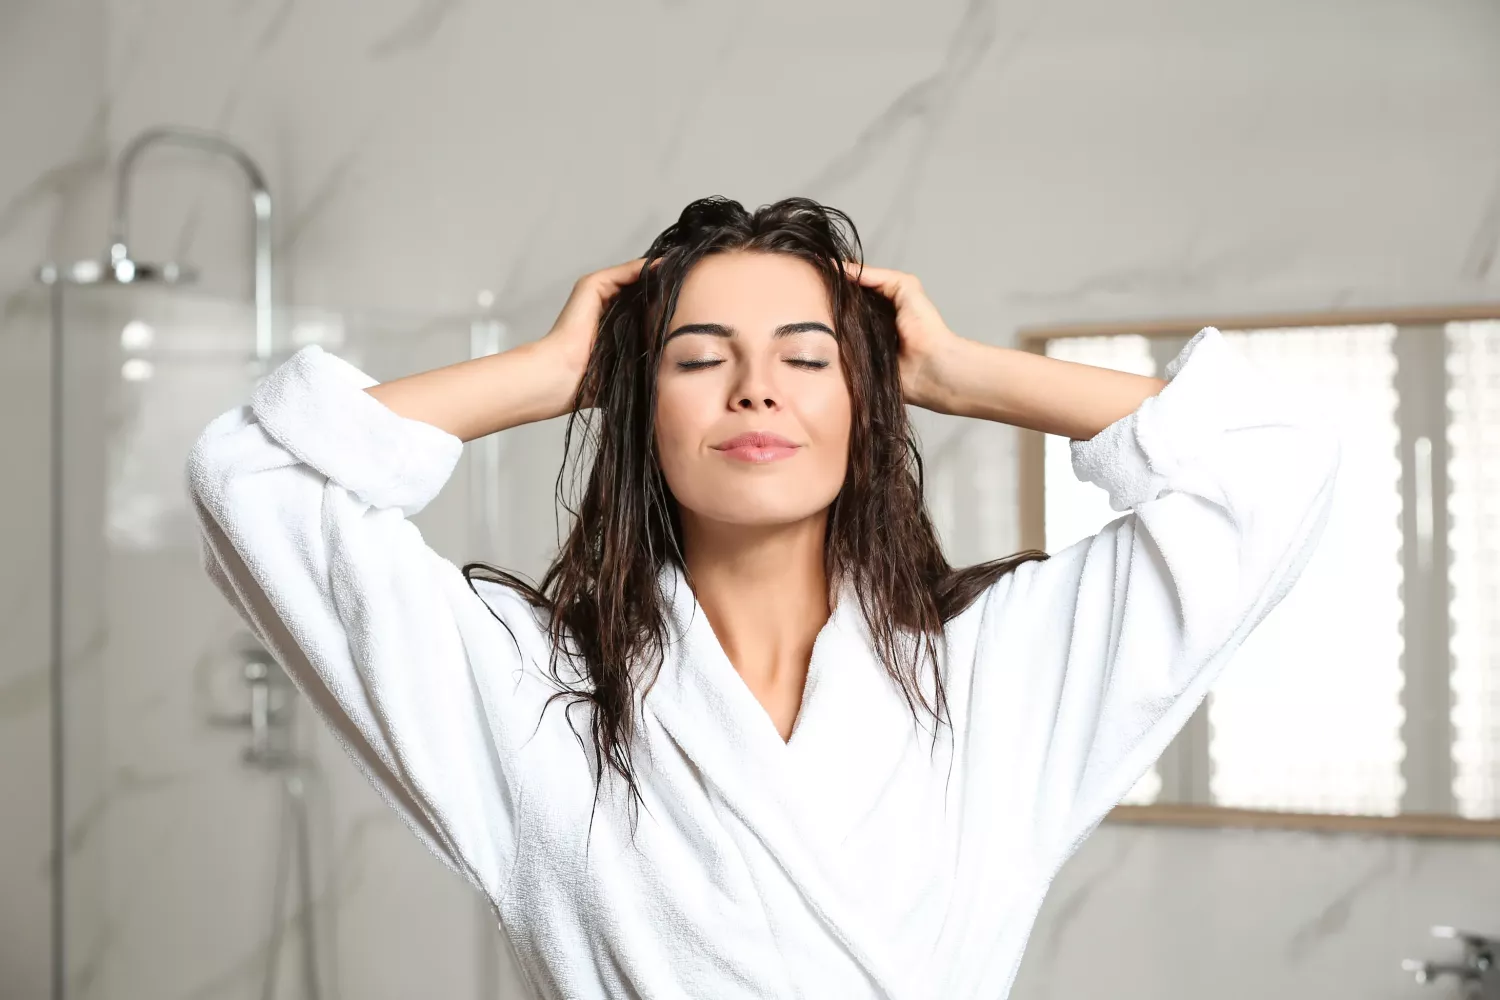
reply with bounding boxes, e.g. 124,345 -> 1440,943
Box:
1404,926 -> 1500,999
208,641 -> 298,769
205,637 -> 323,999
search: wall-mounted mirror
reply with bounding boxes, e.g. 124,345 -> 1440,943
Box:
1018,306 -> 1500,838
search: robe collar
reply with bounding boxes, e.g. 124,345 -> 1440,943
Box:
644,560 -> 924,1000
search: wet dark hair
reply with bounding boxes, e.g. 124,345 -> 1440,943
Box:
465,195 -> 1048,817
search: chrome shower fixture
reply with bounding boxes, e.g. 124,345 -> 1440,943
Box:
36,125 -> 274,359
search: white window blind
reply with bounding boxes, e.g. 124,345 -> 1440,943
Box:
1206,326 -> 1405,815
1448,320 -> 1500,819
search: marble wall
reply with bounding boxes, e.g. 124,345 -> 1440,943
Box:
1017,823 -> 1500,1000
2,0 -> 1498,997
0,4 -> 106,997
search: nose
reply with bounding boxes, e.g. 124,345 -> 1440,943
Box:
730,358 -> 779,411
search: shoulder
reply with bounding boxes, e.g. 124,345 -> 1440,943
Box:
940,542 -> 1096,664
466,576 -> 550,647
944,547 -> 1075,633
468,574 -> 544,622
462,575 -> 596,690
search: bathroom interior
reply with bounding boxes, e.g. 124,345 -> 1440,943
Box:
2,1 -> 1499,998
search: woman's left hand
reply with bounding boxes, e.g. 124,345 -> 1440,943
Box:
842,262 -> 962,412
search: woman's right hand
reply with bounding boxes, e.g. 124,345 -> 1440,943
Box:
364,258 -> 650,440
534,258 -> 650,416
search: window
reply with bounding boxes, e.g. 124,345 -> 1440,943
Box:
1035,317 -> 1500,821
1449,321 -> 1500,819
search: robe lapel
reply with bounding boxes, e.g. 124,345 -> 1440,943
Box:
644,563 -> 914,1000
784,584 -> 932,850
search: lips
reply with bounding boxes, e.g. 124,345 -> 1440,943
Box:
712,430 -> 801,463
714,431 -> 797,451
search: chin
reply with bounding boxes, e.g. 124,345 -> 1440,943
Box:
680,483 -> 838,530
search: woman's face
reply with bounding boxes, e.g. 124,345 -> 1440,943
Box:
655,250 -> 852,531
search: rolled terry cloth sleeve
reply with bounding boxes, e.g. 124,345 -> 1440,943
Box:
981,326 -> 1342,860
185,345 -> 526,904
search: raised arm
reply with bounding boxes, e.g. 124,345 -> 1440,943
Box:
363,258 -> 648,438
919,336 -> 1168,441
966,327 -> 1340,859
840,261 -> 1171,439
363,340 -> 583,441
843,264 -> 1340,863
186,259 -> 647,905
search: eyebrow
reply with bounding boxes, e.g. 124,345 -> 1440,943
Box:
664,320 -> 836,343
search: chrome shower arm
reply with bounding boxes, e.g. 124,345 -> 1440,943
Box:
110,126 -> 275,360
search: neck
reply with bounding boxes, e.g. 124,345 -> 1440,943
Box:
679,511 -> 832,735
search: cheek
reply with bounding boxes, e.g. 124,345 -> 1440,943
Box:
652,382 -> 705,484
805,379 -> 853,471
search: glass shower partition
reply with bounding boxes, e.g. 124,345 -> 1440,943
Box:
39,284 -> 533,999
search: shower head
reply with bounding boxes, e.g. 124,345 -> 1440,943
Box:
35,125 -> 273,359
36,255 -> 198,287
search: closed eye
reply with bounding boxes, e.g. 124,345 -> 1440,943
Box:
675,357 -> 831,371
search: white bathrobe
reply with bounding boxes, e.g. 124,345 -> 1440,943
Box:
186,326 -> 1340,999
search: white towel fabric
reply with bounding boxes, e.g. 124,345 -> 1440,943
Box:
186,326 -> 1340,999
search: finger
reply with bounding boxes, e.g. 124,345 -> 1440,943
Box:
841,260 -> 907,297
609,256 -> 667,285
586,259 -> 650,299
840,259 -> 893,284
602,258 -> 649,283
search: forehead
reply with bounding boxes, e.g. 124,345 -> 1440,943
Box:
671,251 -> 832,324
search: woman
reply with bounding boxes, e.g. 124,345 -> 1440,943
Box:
187,196 -> 1339,999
